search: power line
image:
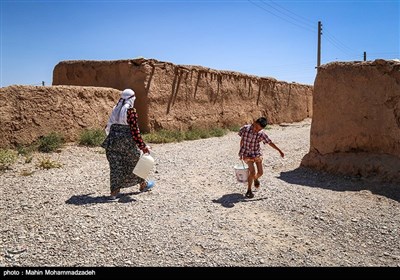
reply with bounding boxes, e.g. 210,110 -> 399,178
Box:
265,0 -> 315,29
247,1 -> 398,63
248,0 -> 314,33
323,28 -> 358,57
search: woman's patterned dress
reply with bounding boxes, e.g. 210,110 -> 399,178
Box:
101,108 -> 146,192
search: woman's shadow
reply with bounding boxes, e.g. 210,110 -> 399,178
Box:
65,192 -> 139,205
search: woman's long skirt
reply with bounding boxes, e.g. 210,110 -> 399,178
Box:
101,124 -> 145,192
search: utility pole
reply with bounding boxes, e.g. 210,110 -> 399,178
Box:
363,51 -> 367,61
317,21 -> 322,68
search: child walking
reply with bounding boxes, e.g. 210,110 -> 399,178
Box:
238,117 -> 284,198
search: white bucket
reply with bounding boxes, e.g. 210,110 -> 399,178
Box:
133,154 -> 155,179
234,163 -> 248,183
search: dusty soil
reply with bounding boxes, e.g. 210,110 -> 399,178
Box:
1,119 -> 399,267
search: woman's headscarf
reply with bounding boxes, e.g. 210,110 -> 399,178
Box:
105,89 -> 136,135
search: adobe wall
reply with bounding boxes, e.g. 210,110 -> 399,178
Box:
301,59 -> 400,182
0,85 -> 120,148
53,58 -> 313,132
0,58 -> 312,149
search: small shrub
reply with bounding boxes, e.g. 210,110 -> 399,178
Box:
37,132 -> 65,153
25,155 -> 34,164
20,169 -> 35,176
36,157 -> 62,169
0,149 -> 18,170
79,128 -> 106,147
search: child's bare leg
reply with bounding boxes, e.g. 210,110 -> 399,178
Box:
247,175 -> 254,192
246,161 -> 256,196
254,160 -> 263,188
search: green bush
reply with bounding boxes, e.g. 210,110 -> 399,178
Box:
208,127 -> 226,137
0,149 -> 18,170
142,129 -> 185,144
37,132 -> 65,153
16,144 -> 36,163
79,128 -> 106,147
227,124 -> 241,132
16,144 -> 36,156
184,128 -> 209,140
142,127 -> 229,144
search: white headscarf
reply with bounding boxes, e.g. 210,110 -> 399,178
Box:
105,89 -> 136,135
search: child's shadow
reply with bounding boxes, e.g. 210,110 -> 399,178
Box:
65,192 -> 137,205
212,193 -> 267,208
212,193 -> 244,208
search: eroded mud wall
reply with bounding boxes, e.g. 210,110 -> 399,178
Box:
301,59 -> 400,182
0,85 -> 120,148
53,58 -> 313,132
0,58 -> 313,149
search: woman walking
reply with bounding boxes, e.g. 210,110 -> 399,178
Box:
102,89 -> 154,200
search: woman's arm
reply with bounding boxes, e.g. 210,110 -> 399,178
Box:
127,108 -> 150,153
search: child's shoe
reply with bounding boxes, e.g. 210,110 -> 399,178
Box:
245,190 -> 254,198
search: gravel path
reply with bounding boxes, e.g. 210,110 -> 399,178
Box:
1,119 -> 399,267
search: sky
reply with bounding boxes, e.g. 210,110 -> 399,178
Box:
1,0 -> 399,87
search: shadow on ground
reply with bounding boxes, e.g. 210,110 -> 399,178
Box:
212,193 -> 268,208
65,192 -> 138,205
278,166 -> 400,203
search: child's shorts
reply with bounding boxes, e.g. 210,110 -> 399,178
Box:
243,156 -> 263,163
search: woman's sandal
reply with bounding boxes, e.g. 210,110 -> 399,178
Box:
108,193 -> 123,200
254,179 -> 260,188
140,180 -> 155,192
109,189 -> 122,200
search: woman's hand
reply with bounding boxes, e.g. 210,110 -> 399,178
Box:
142,145 -> 151,154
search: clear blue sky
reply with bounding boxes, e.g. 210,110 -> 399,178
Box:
1,0 -> 399,87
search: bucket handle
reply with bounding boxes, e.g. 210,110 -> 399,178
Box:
241,160 -> 246,168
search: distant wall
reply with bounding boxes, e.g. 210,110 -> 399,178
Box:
301,59 -> 400,182
0,85 -> 120,148
53,58 -> 313,132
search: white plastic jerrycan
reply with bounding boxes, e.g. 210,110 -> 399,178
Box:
133,153 -> 155,179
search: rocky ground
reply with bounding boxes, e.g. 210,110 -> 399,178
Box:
1,119 -> 399,267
